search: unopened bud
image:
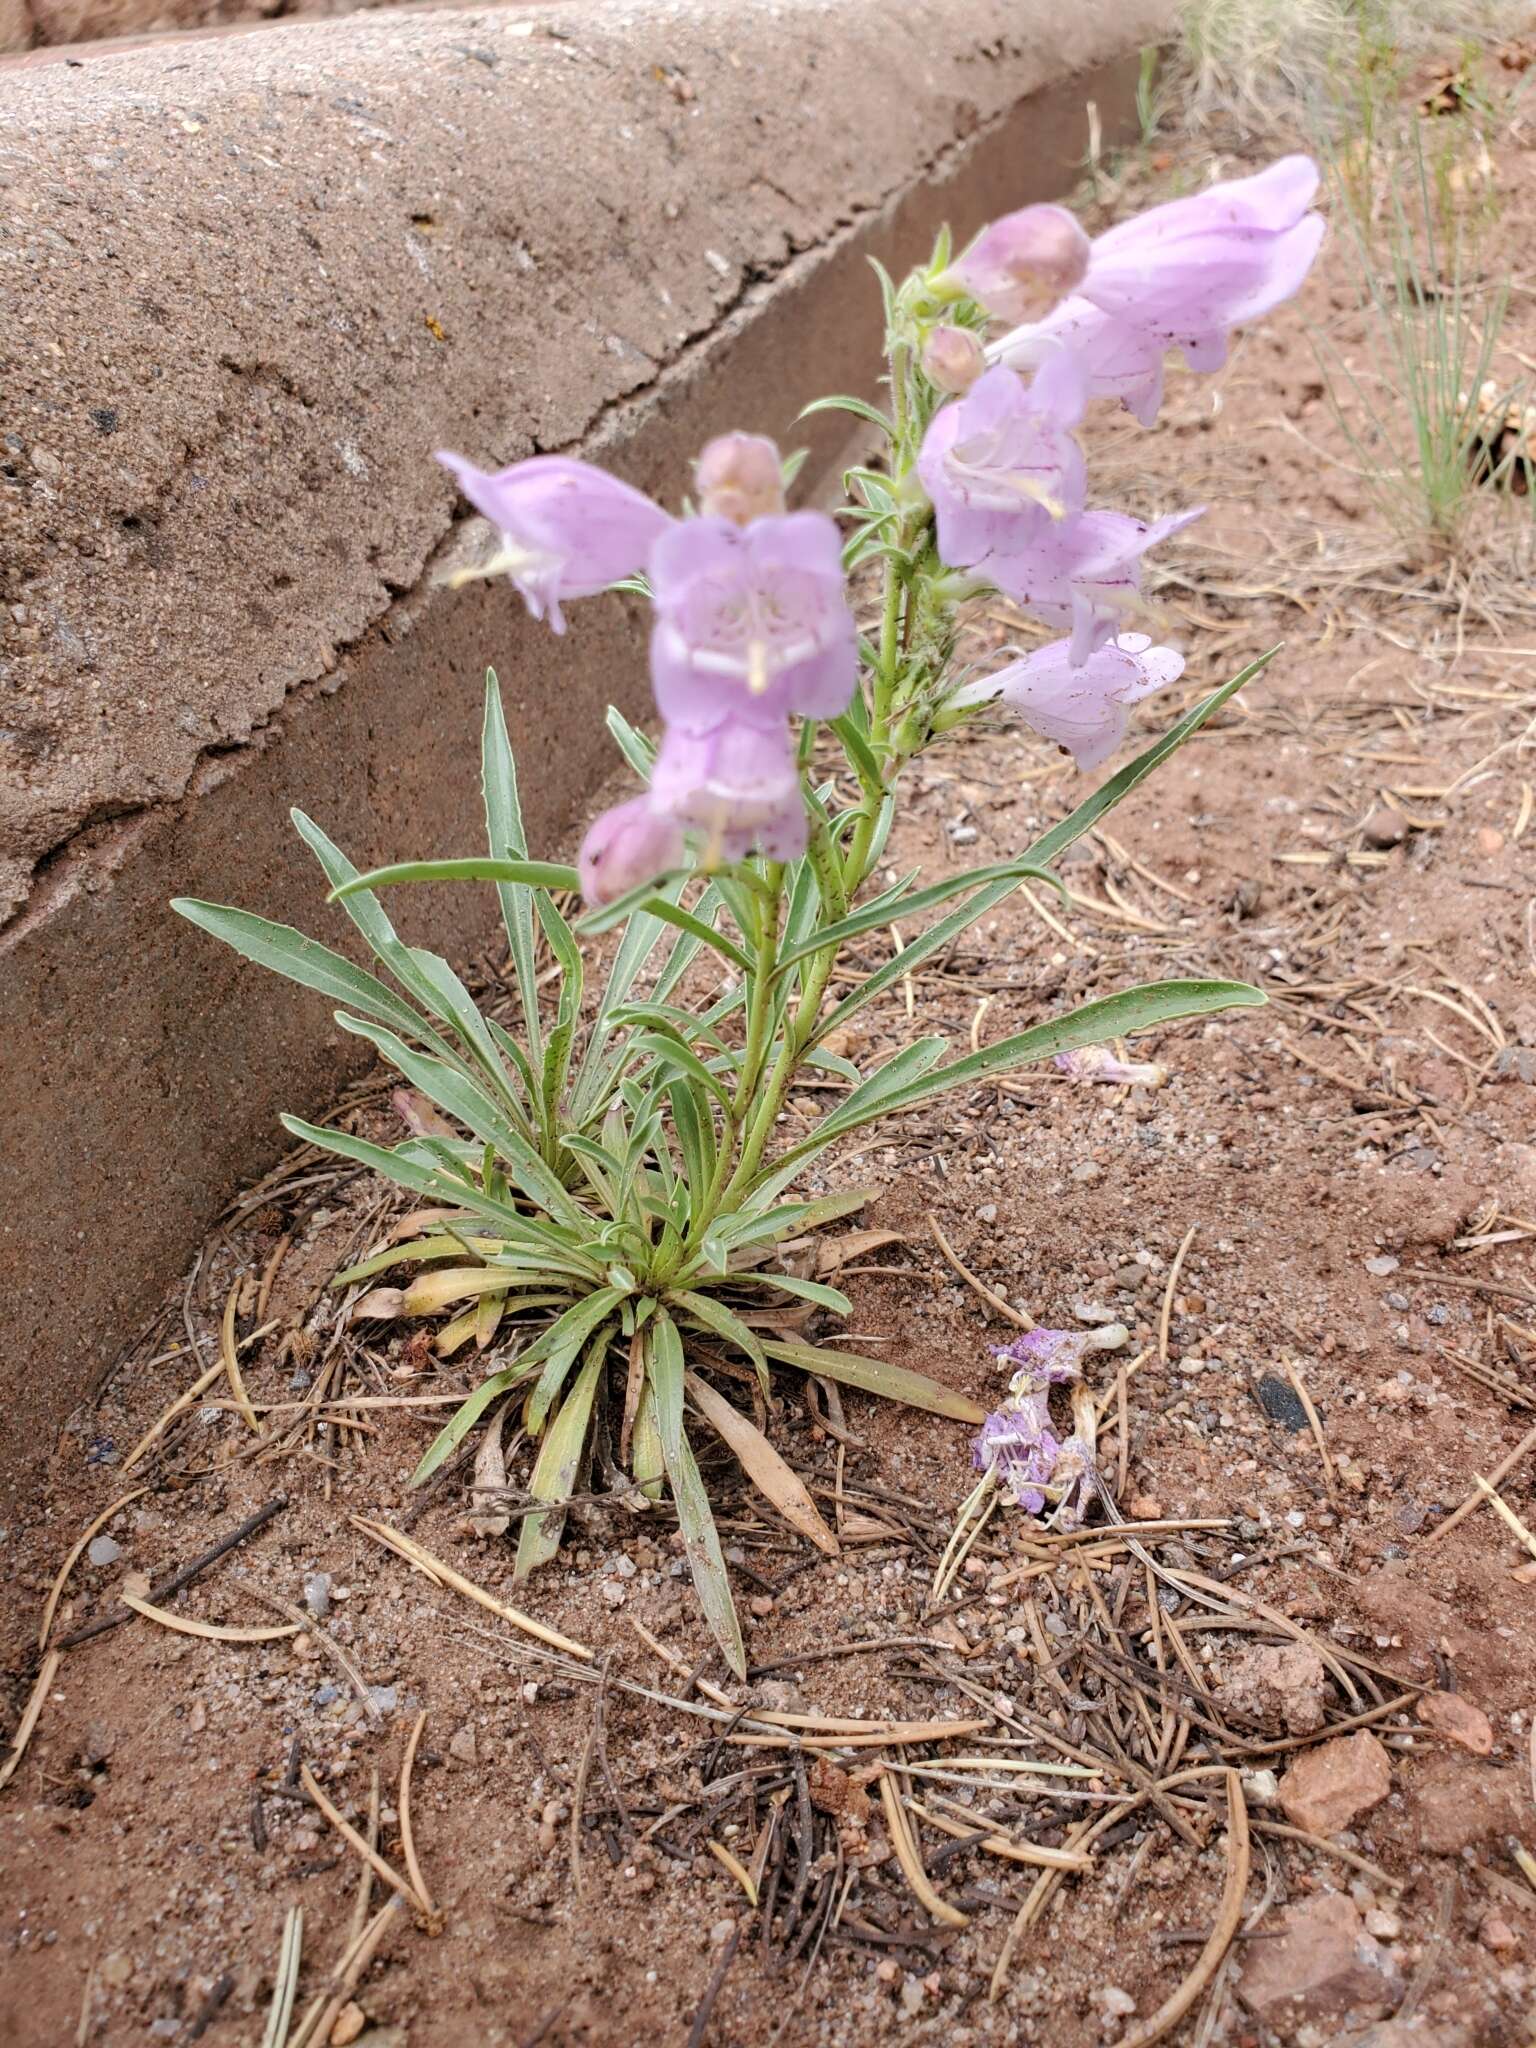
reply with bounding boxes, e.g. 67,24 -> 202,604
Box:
695,432 -> 785,526
922,324 -> 986,395
1054,1045 -> 1167,1088
577,796 -> 683,908
945,204 -> 1090,326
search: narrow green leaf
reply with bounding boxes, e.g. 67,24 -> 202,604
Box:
776,859 -> 1062,973
514,1337 -> 607,1575
481,673 -> 543,1060
799,393 -> 893,437
648,1311 -> 746,1677
526,1289 -> 626,1432
731,1271 -> 853,1315
669,1289 -> 767,1376
329,857 -> 580,900
761,1337 -> 984,1422
409,1348 -> 541,1485
172,900 -> 439,1052
811,980 -> 1265,1142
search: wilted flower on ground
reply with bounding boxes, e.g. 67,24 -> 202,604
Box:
577,795 -> 684,908
971,1324 -> 1122,1522
916,356 -> 1088,570
988,157 -> 1323,425
435,451 -> 671,631
649,713 -> 806,863
943,203 -> 1091,325
987,507 -> 1204,666
922,324 -> 987,396
950,632 -> 1185,772
695,432 -> 786,526
648,508 -> 857,730
1055,1044 -> 1168,1088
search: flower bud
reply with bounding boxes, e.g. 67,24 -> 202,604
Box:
945,204 -> 1090,326
577,796 -> 683,908
694,432 -> 785,526
921,324 -> 986,395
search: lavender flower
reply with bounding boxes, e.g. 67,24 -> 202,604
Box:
986,507 -> 1204,667
991,1324 -> 1125,1387
648,507 -> 857,731
990,296 -> 1169,429
943,203 -> 1091,326
435,451 -> 671,631
916,357 -> 1088,572
950,632 -> 1185,773
649,713 -> 806,863
989,157 -> 1323,426
1055,1044 -> 1167,1088
577,795 -> 684,908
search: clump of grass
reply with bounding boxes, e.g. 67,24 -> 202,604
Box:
1168,0 -> 1514,141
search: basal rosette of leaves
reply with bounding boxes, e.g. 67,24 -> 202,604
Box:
175,160 -> 1323,1675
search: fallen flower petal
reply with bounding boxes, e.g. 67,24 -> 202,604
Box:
1054,1044 -> 1168,1088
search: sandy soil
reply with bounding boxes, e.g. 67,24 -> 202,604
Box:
4,78 -> 1536,2048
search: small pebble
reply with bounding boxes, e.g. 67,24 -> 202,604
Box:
304,1572 -> 332,1618
87,1535 -> 122,1568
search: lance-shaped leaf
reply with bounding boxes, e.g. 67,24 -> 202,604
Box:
774,858 -> 1062,973
685,1370 -> 839,1556
648,1311 -> 746,1678
761,1337 -> 985,1423
799,980 -> 1264,1150
481,672 -> 544,1061
410,1347 -> 543,1485
515,1337 -> 607,1577
327,857 -> 581,899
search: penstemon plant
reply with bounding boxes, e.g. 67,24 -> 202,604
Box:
175,157 -> 1323,1674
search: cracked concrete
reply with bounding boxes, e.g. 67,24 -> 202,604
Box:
0,0 -> 1168,1489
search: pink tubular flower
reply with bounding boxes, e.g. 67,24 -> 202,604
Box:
648,508 -> 857,730
972,1325 -> 1121,1520
1055,1044 -> 1167,1088
695,432 -> 786,527
987,507 -> 1203,666
988,157 -> 1323,426
951,632 -> 1185,772
990,296 -> 1169,429
916,355 -> 1088,572
649,714 -> 806,863
1081,155 -> 1324,343
436,451 -> 671,632
944,203 -> 1091,325
577,795 -> 684,908
922,324 -> 987,396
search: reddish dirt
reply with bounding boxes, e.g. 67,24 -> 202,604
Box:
5,91 -> 1536,2048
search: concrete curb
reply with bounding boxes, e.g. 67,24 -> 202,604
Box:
0,0 -> 1170,1490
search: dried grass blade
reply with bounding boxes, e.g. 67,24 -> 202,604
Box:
351,1515 -> 591,1660
0,1650 -> 60,1794
707,1838 -> 760,1906
39,1487 -> 146,1650
877,1769 -> 967,1929
1118,1772 -> 1249,2048
120,1593 -> 297,1644
399,1710 -> 436,1919
298,1764 -> 425,1914
259,1905 -> 303,2048
221,1283 -> 262,1435
684,1370 -> 839,1556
